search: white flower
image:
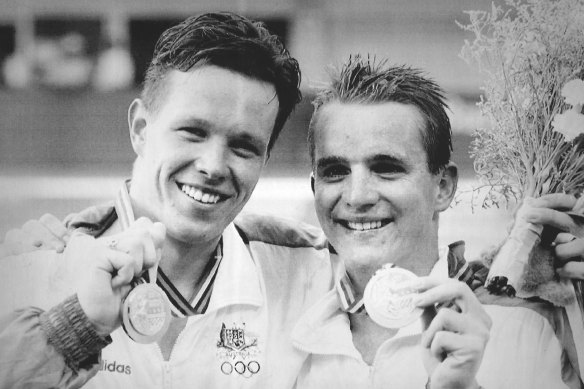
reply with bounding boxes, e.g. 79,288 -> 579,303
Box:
552,109 -> 584,141
561,79 -> 584,106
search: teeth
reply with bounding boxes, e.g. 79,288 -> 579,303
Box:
347,220 -> 382,231
181,184 -> 220,204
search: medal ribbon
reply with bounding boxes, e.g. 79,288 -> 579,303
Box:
115,182 -> 223,317
336,242 -> 487,313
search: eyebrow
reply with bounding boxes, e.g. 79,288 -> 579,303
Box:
316,156 -> 346,170
369,154 -> 406,165
174,117 -> 213,129
316,154 -> 405,169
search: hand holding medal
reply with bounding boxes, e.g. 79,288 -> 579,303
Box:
414,277 -> 491,389
363,264 -> 491,388
76,218 -> 169,339
106,219 -> 172,343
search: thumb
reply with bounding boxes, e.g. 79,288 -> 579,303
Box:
147,222 -> 166,268
149,222 -> 166,251
555,232 -> 576,245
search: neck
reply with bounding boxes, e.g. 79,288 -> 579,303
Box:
348,310 -> 398,365
160,234 -> 221,286
128,191 -> 222,286
345,236 -> 440,297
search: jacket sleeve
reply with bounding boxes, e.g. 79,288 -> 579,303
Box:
477,304 -> 576,389
0,295 -> 111,389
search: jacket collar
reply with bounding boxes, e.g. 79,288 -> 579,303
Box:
291,245 -> 451,358
206,222 -> 264,312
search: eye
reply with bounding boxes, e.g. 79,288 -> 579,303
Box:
371,161 -> 405,177
318,164 -> 350,181
179,127 -> 206,140
230,139 -> 261,159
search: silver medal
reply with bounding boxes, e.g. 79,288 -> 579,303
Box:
363,265 -> 422,329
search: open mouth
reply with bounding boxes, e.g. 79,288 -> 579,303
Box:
341,219 -> 391,231
178,183 -> 226,205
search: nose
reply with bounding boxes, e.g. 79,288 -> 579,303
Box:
195,140 -> 229,181
343,167 -> 378,209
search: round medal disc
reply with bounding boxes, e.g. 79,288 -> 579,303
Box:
363,265 -> 422,329
122,283 -> 171,343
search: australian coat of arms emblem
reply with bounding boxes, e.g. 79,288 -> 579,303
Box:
216,322 -> 260,377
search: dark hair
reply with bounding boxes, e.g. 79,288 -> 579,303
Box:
142,12 -> 302,152
308,55 -> 451,174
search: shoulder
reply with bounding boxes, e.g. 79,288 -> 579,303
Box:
480,295 -> 563,363
475,287 -> 562,329
64,202 -> 116,237
233,212 -> 327,250
477,288 -> 579,366
477,300 -> 575,389
233,213 -> 332,290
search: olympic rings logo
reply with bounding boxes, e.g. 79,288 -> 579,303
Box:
220,361 -> 261,377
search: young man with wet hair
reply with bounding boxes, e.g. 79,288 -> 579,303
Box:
293,56 -> 580,388
0,12 -> 334,389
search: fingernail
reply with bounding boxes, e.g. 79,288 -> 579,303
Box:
413,295 -> 424,307
401,278 -> 423,291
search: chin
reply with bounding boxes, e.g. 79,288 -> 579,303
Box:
336,244 -> 383,263
168,225 -> 214,245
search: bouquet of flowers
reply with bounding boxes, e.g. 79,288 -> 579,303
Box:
459,0 -> 584,373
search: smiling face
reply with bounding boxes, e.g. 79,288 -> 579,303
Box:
313,101 -> 452,277
128,65 -> 278,246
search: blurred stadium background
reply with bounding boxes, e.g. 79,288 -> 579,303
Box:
0,0 -> 512,259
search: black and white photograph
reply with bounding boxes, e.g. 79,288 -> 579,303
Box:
0,0 -> 583,388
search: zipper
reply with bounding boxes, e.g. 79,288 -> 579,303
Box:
153,342 -> 165,361
167,319 -> 191,362
151,322 -> 190,389
368,364 -> 376,388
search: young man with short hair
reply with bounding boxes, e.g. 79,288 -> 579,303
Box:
0,12 -> 333,389
292,56 -> 580,388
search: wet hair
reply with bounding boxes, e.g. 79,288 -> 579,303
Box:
308,55 -> 451,173
141,12 -> 302,152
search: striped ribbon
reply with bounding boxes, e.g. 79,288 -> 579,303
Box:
114,182 -> 223,317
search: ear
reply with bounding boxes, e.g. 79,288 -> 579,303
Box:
128,98 -> 149,157
310,171 -> 315,194
434,162 -> 458,212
